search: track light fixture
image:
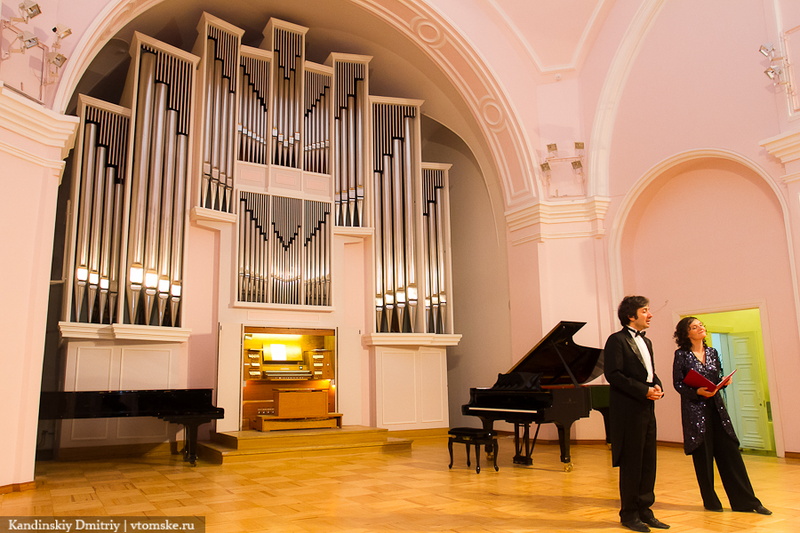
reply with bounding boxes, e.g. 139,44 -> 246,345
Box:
19,30 -> 38,49
758,41 -> 793,97
764,65 -> 781,80
17,1 -> 41,22
52,25 -> 71,40
540,141 -> 586,197
47,50 -> 67,67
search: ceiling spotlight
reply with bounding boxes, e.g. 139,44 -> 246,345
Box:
540,162 -> 551,173
19,30 -> 39,49
546,143 -> 558,153
764,66 -> 782,80
52,25 -> 72,40
574,142 -> 585,151
48,51 -> 67,68
18,0 -> 42,21
759,44 -> 774,58
571,160 -> 583,170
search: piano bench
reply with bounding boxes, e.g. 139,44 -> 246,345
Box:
447,427 -> 499,473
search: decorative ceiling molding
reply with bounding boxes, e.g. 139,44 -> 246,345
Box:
587,0 -> 667,198
352,0 -> 540,206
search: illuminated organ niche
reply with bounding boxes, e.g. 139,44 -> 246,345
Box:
63,12 -> 453,333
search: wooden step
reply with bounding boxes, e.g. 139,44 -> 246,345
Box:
197,425 -> 413,464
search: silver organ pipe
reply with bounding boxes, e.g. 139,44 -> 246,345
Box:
303,69 -> 331,175
269,196 -> 303,304
303,200 -> 332,306
421,167 -> 450,334
334,60 -> 366,227
69,98 -> 129,324
372,102 -> 419,332
125,39 -> 195,326
239,52 -> 270,165
238,191 -> 271,303
200,25 -> 240,213
270,27 -> 304,168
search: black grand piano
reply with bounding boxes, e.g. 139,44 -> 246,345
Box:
462,321 -> 609,471
38,389 -> 224,465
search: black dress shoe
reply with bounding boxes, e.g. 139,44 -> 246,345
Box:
704,506 -> 723,512
733,505 -> 773,515
621,519 -> 650,532
641,517 -> 670,529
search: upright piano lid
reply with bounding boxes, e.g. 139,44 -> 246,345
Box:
508,321 -> 603,386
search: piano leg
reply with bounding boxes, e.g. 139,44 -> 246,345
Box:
555,422 -> 574,472
182,421 -> 203,466
512,422 -> 541,466
479,419 -> 496,459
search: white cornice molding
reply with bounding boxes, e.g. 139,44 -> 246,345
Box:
59,321 -> 191,342
190,206 -> 237,230
0,82 -> 79,161
760,130 -> 800,163
505,196 -> 611,243
362,332 -> 462,348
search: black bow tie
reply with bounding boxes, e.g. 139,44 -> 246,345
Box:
630,328 -> 646,337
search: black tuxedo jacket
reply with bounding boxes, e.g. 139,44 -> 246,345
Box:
603,328 -> 663,467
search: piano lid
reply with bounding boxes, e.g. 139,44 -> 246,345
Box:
508,321 -> 603,387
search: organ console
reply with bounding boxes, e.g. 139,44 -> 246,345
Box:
462,321 -> 609,471
38,389 -> 223,465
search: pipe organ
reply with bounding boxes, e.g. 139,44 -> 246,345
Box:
124,35 -> 196,327
238,49 -> 271,166
268,22 -> 306,169
372,100 -> 421,333
67,97 -> 130,324
421,165 -> 452,334
303,68 -> 331,175
61,12 -> 453,336
332,56 -> 369,227
197,19 -> 243,214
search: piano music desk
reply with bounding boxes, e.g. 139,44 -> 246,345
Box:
447,427 -> 499,473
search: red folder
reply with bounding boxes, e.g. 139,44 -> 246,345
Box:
683,368 -> 737,393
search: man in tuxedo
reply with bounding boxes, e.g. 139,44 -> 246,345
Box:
604,296 -> 670,532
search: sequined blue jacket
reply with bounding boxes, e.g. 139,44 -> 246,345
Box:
672,347 -> 738,454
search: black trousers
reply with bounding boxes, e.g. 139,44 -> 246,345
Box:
690,406 -> 761,511
619,405 -> 657,522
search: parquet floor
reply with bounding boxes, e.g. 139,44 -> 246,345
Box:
2,435 -> 798,532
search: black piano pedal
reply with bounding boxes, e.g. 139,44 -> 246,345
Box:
447,427 -> 499,473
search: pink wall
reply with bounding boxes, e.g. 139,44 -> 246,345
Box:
617,157 -> 799,450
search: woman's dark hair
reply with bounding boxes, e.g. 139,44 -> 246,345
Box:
617,295 -> 649,326
674,316 -> 706,351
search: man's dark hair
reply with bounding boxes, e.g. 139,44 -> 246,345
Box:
617,295 -> 649,327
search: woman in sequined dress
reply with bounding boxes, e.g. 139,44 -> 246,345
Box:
672,317 -> 771,515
